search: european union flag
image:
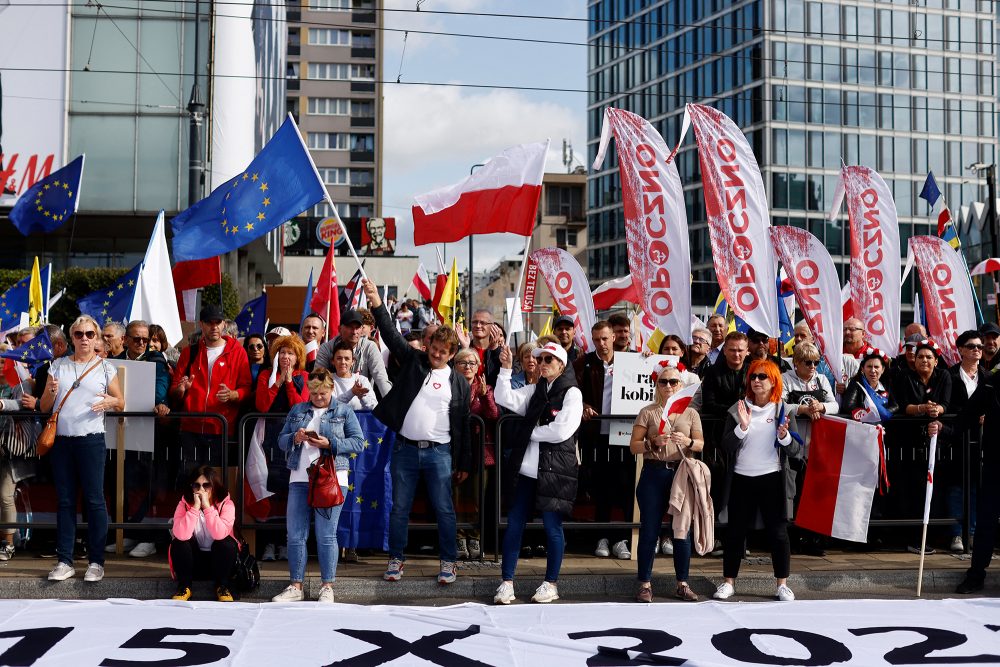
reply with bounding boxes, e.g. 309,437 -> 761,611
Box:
76,262 -> 141,327
338,412 -> 393,550
919,172 -> 942,208
9,156 -> 84,236
777,278 -> 795,351
235,294 -> 267,337
171,115 -> 326,262
0,328 -> 53,373
0,264 -> 51,332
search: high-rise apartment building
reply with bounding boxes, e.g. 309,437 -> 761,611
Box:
587,1 -> 997,310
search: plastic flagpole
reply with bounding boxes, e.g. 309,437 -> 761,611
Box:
916,432 -> 938,597
507,234 -> 533,335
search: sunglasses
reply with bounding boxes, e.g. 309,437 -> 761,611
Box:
749,373 -> 770,382
248,343 -> 265,350
691,337 -> 710,345
963,344 -> 985,350
538,355 -> 558,365
72,330 -> 97,340
658,378 -> 682,387
191,482 -> 212,491
129,336 -> 149,344
802,360 -> 818,367
308,371 -> 327,380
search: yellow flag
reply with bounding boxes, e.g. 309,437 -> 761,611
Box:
538,315 -> 553,338
28,257 -> 43,326
646,327 -> 666,354
437,258 -> 460,325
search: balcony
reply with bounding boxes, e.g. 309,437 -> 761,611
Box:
350,82 -> 375,93
352,10 -> 375,23
350,184 -> 374,197
287,10 -> 300,21
287,79 -> 300,91
350,150 -> 374,163
351,47 -> 375,59
288,44 -> 300,56
350,116 -> 375,127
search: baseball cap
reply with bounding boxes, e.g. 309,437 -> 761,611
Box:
553,315 -> 575,329
979,322 -> 1000,337
266,326 -> 292,340
341,309 -> 363,326
532,342 -> 568,366
199,304 -> 225,323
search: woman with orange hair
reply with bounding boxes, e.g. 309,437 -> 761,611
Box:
713,359 -> 802,603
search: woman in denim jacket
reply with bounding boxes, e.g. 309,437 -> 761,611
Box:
270,368 -> 364,603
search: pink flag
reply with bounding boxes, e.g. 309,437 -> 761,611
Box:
770,226 -> 844,382
412,263 -> 432,301
522,257 -> 539,313
686,103 -> 777,336
908,236 -> 977,366
659,381 -> 701,434
529,247 -> 596,353
592,108 -> 691,337
795,415 -> 881,543
832,165 -> 901,356
591,275 -> 641,311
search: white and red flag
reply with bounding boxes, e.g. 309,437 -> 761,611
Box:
591,275 -> 641,311
529,247 -> 596,353
970,258 -> 1000,275
412,141 -> 549,245
659,381 -> 701,434
311,232 -> 340,334
770,226 -> 843,382
412,263 -> 432,301
907,236 -> 976,366
795,415 -> 882,543
592,108 -> 691,337
686,103 -> 777,336
830,165 -> 901,356
172,256 -> 221,321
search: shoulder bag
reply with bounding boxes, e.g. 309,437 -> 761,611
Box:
36,361 -> 103,457
230,535 -> 260,595
307,452 -> 344,509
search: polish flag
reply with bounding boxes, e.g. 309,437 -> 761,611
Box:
795,415 -> 881,542
412,141 -> 549,245
412,263 -> 432,301
592,275 -> 641,311
311,232 -> 340,333
173,256 -> 221,321
658,381 -> 701,434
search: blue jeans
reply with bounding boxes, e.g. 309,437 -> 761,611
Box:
389,442 -> 457,562
635,464 -> 692,582
50,434 -> 108,566
501,475 -> 564,582
286,482 -> 344,582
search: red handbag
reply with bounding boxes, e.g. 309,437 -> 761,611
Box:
307,454 -> 345,509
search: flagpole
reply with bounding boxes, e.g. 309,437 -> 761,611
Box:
916,432 -> 938,597
507,234 -> 533,334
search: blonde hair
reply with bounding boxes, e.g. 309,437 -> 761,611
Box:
306,367 -> 336,392
70,315 -> 101,335
453,348 -> 479,366
793,341 -> 820,363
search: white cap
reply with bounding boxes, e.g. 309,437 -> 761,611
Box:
267,326 -> 292,339
532,341 -> 567,366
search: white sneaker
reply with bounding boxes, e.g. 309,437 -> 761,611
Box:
950,536 -> 964,553
47,562 -> 75,581
317,586 -> 335,603
105,538 -> 136,553
261,543 -> 276,561
612,540 -> 631,560
777,584 -> 795,601
467,539 -> 482,560
493,580 -> 516,605
661,538 -> 674,556
84,563 -> 104,582
277,545 -> 288,561
531,581 -> 559,603
129,542 -> 156,558
713,582 -> 735,599
271,584 -> 304,602
709,539 -> 724,557
0,543 -> 15,562
594,538 -> 610,558
456,538 -> 469,560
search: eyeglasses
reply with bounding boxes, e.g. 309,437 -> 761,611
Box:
248,344 -> 265,350
129,336 -> 149,344
538,355 -> 558,365
844,326 -> 864,333
749,373 -> 770,382
691,337 -> 710,345
456,361 -> 479,368
470,320 -> 491,327
72,330 -> 97,340
658,378 -> 682,387
963,343 -> 985,350
191,482 -> 212,491
802,360 -> 819,367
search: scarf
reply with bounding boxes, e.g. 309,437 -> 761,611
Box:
860,376 -> 894,422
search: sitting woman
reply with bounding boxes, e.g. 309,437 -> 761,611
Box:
328,341 -> 377,410
271,368 -> 365,603
169,465 -> 238,602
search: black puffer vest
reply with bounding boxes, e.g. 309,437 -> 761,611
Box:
507,371 -> 580,516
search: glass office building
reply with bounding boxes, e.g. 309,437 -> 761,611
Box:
587,0 -> 997,310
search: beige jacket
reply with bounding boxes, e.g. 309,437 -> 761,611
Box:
667,456 -> 714,556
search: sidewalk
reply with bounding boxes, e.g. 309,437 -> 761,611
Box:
0,546 -> 992,602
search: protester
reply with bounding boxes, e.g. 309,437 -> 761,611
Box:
887,333 -> 923,384
328,341 -> 377,410
714,359 -> 801,602
893,340 -> 950,420
147,324 -> 178,370
101,322 -> 125,358
707,314 -> 727,364
314,308 -> 391,397
266,326 -> 292,350
510,342 -> 540,389
413,300 -> 436,332
0,326 -> 39,561
687,327 -> 712,378
748,330 -> 791,372
553,315 -> 581,365
658,335 -> 686,360
576,321 -> 632,560
386,332 -> 422,383
608,313 -> 632,352
702,332 -> 750,417
840,347 -> 897,422
358,308 -> 376,340
468,309 -> 503,387
843,318 -> 866,357
978,322 -> 1000,371
42,315 -> 123,583
395,301 -> 414,334
944,330 -> 985,553
93,338 -> 107,358
362,278 -> 470,585
169,465 -> 238,602
629,362 -> 704,603
494,341 -> 583,604
29,324 -> 69,407
791,323 -> 835,388
300,314 -> 326,371
271,368 -> 364,603
244,334 -> 269,385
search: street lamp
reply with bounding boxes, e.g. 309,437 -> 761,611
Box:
968,162 -> 997,258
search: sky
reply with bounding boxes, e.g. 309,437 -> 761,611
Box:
380,0 -> 587,275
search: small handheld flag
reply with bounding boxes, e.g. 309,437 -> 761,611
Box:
0,264 -> 51,332
0,328 -> 53,373
8,155 -> 84,236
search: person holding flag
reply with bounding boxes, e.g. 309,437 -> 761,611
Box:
629,361 -> 704,603
840,347 -> 898,424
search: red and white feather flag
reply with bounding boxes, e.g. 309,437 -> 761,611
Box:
412,263 -> 432,301
591,275 -> 642,311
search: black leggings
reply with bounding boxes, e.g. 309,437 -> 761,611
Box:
723,471 -> 791,579
170,537 -> 238,588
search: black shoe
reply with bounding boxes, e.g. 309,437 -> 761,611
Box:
534,545 -> 547,557
802,538 -> 826,557
956,576 -> 985,594
520,546 -> 532,558
342,548 -> 359,563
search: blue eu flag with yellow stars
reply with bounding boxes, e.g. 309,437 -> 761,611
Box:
0,264 -> 51,332
8,156 -> 84,236
338,412 -> 393,550
76,262 -> 141,327
234,294 -> 267,337
171,115 -> 326,262
0,328 -> 53,373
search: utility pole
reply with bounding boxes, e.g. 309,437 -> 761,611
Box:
187,0 -> 205,207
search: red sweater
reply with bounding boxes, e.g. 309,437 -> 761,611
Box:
170,336 -> 252,436
255,369 -> 310,412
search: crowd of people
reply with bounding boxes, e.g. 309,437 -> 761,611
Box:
0,283 -> 997,603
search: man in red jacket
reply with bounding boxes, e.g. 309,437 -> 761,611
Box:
169,305 -> 252,466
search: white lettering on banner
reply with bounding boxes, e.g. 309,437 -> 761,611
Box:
529,247 -> 596,353
909,235 -> 977,366
687,103 -> 777,335
608,352 -> 668,445
0,599 -> 998,665
521,259 -> 538,314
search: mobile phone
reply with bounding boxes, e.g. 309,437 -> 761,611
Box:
303,430 -> 320,439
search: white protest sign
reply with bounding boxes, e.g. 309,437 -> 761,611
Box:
105,359 -> 156,453
608,352 -> 668,446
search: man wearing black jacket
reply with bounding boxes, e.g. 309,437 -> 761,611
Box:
362,279 -> 470,586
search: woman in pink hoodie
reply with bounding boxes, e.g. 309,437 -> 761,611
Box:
169,465 -> 238,602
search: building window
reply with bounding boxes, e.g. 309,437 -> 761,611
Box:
307,63 -> 349,80
350,64 -> 375,80
350,169 -> 373,186
555,228 -> 578,249
546,185 -> 584,220
319,168 -> 349,185
307,98 -> 350,115
308,28 -> 350,45
351,100 -> 375,117
307,132 -> 349,150
308,0 -> 349,10
352,31 -> 374,48
350,134 -> 374,151
311,201 -> 349,217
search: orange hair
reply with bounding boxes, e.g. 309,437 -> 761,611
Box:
744,359 -> 783,404
269,334 -> 307,370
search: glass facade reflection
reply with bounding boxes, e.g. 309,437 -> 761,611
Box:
587,0 -> 997,310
